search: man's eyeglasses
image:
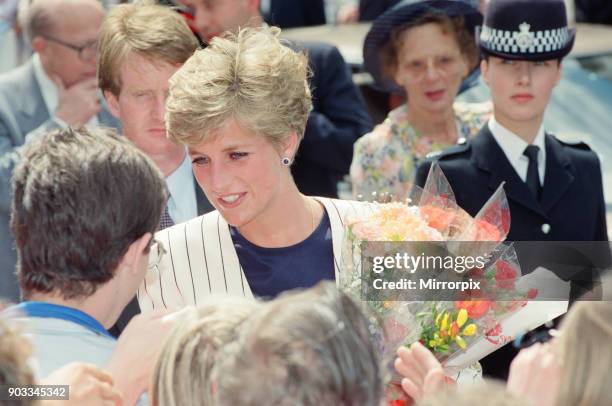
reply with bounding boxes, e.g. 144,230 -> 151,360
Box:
148,238 -> 167,270
41,35 -> 97,61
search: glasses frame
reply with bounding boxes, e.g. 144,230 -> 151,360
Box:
41,35 -> 97,61
148,238 -> 167,270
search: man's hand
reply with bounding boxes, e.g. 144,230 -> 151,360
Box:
507,342 -> 560,406
106,309 -> 188,406
53,76 -> 101,126
394,342 -> 448,401
40,362 -> 122,406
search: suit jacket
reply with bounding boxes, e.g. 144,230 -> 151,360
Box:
137,197 -> 373,310
415,125 -> 608,243
263,0 -> 326,28
0,59 -> 121,302
290,41 -> 372,198
415,124 -> 608,379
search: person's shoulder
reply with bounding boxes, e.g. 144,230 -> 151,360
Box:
424,137 -> 472,162
288,40 -> 344,66
549,133 -> 600,164
156,211 -> 222,240
316,197 -> 375,218
0,60 -> 34,93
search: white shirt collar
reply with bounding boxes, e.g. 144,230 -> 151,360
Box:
488,116 -> 546,185
165,151 -> 198,224
31,53 -> 98,127
32,54 -> 58,117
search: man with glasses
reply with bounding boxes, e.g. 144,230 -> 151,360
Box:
4,126 -> 176,405
0,0 -> 120,302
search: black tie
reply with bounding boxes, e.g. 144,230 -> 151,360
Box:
523,145 -> 542,201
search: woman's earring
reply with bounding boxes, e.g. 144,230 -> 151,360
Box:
281,157 -> 291,166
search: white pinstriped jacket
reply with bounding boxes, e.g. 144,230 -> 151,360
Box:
137,197 -> 373,311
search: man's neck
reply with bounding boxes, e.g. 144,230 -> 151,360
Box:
27,284 -> 119,329
493,111 -> 544,144
151,147 -> 186,178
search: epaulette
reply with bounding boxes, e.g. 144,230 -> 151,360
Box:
552,134 -> 592,151
425,137 -> 470,160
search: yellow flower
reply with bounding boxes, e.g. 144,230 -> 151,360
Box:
429,340 -> 436,348
462,323 -> 477,336
456,308 -> 468,328
435,312 -> 443,328
455,336 -> 466,350
383,301 -> 393,309
440,313 -> 449,331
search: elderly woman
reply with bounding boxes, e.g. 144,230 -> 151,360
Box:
151,297 -> 259,406
350,0 -> 491,198
138,27 -> 370,310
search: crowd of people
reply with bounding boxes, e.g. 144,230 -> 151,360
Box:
0,0 -> 611,405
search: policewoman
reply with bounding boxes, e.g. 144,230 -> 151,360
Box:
415,0 -> 608,378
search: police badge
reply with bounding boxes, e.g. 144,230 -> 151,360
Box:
515,22 -> 534,51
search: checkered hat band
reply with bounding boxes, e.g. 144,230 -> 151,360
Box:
480,25 -> 570,54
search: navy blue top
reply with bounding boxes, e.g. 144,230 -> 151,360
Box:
230,211 -> 334,299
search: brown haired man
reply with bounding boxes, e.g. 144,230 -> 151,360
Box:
97,2 -> 214,334
4,126 -> 174,405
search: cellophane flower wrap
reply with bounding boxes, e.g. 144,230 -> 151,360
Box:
338,164 -> 538,405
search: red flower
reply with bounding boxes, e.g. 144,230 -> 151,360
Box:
468,267 -> 485,278
527,288 -> 538,299
419,206 -> 454,233
455,300 -> 491,319
473,219 -> 502,241
494,260 -> 517,290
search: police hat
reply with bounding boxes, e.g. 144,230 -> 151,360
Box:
478,0 -> 575,61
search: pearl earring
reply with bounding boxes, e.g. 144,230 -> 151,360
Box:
281,157 -> 291,166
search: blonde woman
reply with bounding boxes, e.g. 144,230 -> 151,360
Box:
138,27 -> 372,310
151,297 -> 258,406
350,0 -> 491,198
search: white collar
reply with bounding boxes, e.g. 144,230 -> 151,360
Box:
31,54 -> 99,127
488,117 -> 547,184
31,54 -> 58,117
165,151 -> 198,223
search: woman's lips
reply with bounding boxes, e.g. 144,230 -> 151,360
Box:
511,94 -> 534,103
425,89 -> 445,102
216,192 -> 246,209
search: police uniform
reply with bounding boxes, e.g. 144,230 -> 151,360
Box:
415,0 -> 608,380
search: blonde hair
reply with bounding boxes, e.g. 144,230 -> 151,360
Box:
165,26 -> 312,150
556,302 -> 612,406
151,297 -> 259,406
97,2 -> 198,96
214,282 -> 384,406
0,319 -> 36,406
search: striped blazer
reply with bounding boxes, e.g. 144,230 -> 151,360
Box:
138,197 -> 373,311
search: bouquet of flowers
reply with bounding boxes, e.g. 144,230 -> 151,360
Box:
338,164 -> 562,405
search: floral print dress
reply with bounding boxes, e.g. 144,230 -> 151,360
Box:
350,101 -> 492,199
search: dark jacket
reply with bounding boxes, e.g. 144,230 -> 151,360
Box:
291,41 -> 373,197
415,124 -> 608,379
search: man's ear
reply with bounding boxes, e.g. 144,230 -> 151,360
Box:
31,37 -> 46,58
104,90 -> 121,118
118,233 -> 151,275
